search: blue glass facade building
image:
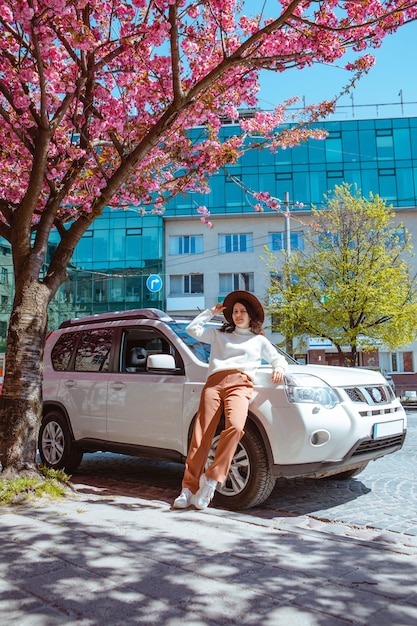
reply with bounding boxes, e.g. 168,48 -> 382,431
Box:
49,213 -> 164,317
167,116 -> 417,215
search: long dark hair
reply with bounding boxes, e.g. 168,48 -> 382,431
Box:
219,299 -> 264,335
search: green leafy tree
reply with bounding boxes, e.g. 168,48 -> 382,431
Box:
265,184 -> 417,366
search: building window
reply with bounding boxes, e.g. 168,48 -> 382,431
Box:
268,232 -> 304,251
0,267 -> 8,284
376,132 -> 394,160
169,235 -> 203,255
325,133 -> 342,163
391,351 -> 413,372
94,278 -> 107,303
110,277 -> 124,302
218,233 -> 253,253
126,228 -> 142,261
376,128 -> 392,137
75,229 -> 93,263
170,274 -> 204,294
404,352 -> 414,372
219,272 -> 254,294
126,276 -> 141,302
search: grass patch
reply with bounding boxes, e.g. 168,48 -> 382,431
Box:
0,465 -> 72,506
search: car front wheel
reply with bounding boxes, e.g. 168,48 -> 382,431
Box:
38,410 -> 83,474
208,421 -> 276,510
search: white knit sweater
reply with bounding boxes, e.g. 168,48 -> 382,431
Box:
186,309 -> 288,382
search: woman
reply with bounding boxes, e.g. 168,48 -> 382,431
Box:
173,290 -> 288,511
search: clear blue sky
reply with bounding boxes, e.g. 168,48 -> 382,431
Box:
256,17 -> 417,119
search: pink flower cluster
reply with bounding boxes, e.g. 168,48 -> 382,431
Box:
253,191 -> 281,212
196,206 -> 213,229
0,0 -> 414,231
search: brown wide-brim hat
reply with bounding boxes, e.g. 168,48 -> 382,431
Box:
222,290 -> 265,324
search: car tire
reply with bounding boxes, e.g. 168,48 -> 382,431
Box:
38,410 -> 83,474
210,421 -> 276,510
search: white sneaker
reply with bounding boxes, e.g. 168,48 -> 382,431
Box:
194,474 -> 218,510
173,488 -> 193,509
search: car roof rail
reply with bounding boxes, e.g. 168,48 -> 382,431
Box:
59,308 -> 173,328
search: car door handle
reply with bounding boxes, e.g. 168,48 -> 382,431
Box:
64,380 -> 76,388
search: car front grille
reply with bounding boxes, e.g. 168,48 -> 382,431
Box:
345,387 -> 367,403
351,433 -> 406,456
344,384 -> 395,405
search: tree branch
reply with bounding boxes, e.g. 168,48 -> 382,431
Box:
169,3 -> 184,103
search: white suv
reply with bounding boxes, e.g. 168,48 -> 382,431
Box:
40,308 -> 407,509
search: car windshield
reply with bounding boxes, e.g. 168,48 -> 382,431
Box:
167,321 -> 298,365
167,321 -> 212,363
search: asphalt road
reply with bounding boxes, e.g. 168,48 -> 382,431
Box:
70,411 -> 417,538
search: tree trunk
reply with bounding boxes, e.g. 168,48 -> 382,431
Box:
336,346 -> 357,367
0,279 -> 50,478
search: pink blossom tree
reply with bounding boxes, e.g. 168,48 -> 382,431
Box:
1,0 -> 416,477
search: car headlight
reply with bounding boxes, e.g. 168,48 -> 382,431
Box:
284,373 -> 340,409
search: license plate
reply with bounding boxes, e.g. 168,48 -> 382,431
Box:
373,419 -> 404,438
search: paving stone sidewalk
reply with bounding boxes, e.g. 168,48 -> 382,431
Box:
1,484 -> 417,626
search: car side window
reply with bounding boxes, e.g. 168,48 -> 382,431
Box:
74,329 -> 114,372
121,327 -> 182,374
51,332 -> 79,371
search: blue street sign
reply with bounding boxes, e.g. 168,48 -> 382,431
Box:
146,274 -> 163,293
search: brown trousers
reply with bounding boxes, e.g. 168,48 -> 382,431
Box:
182,370 -> 254,493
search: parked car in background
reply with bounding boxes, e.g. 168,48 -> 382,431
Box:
40,309 -> 407,509
382,371 -> 396,395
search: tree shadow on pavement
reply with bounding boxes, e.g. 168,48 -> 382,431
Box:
1,495 -> 416,626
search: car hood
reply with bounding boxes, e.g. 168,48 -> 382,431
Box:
286,363 -> 385,387
254,362 -> 386,388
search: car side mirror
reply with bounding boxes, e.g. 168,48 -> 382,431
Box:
147,354 -> 176,371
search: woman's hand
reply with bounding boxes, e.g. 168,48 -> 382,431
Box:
271,368 -> 284,384
211,303 -> 225,315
